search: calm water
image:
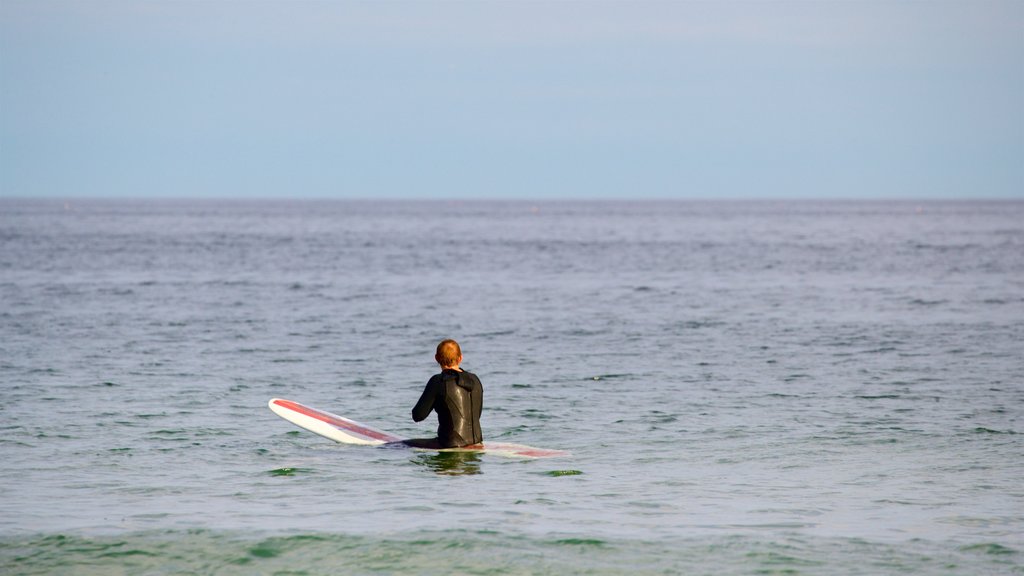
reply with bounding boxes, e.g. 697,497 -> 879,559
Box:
1,199 -> 1022,575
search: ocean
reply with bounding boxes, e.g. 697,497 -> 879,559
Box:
1,199 -> 1021,575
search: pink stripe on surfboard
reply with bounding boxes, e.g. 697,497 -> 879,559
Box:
272,398 -> 402,443
511,448 -> 568,457
480,443 -> 569,458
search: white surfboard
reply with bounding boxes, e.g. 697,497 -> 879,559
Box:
269,398 -> 569,459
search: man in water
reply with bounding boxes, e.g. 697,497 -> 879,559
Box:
404,339 -> 483,449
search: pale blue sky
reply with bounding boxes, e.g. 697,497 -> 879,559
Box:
1,1 -> 1021,199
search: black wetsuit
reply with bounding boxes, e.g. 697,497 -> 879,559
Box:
409,369 -> 483,448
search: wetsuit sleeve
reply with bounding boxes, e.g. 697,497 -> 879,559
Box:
411,377 -> 438,422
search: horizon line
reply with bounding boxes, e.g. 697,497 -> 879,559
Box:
2,195 -> 1022,204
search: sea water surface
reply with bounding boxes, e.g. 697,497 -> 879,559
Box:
1,199 -> 1022,575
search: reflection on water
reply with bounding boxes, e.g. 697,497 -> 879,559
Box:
411,452 -> 483,476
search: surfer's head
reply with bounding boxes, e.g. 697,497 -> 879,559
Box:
435,339 -> 462,369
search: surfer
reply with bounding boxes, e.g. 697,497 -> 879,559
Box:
404,339 -> 483,449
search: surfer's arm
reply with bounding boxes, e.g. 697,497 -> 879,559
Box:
411,378 -> 438,422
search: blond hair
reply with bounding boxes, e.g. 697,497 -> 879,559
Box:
435,339 -> 462,368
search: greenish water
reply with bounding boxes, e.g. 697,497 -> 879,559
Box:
3,530 -> 1020,575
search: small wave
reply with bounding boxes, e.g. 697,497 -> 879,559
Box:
960,543 -> 1018,556
553,537 -> 602,545
973,427 -> 1017,435
586,374 -> 631,381
908,298 -> 948,306
861,347 -> 898,354
855,394 -> 901,400
981,298 -> 1008,305
522,409 -> 552,420
469,329 -> 516,338
678,320 -> 725,330
266,467 -> 315,477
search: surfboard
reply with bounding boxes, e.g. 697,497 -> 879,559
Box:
269,398 -> 569,459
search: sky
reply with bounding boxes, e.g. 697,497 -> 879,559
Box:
1,1 -> 1021,200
